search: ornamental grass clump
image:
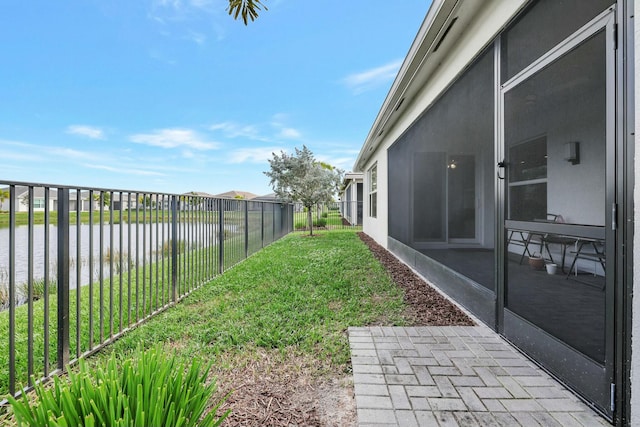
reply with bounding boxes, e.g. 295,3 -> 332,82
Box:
7,345 -> 229,427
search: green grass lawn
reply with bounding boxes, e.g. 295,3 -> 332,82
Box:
1,230 -> 409,426
91,230 -> 406,372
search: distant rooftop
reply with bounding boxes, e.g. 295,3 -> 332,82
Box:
213,190 -> 258,200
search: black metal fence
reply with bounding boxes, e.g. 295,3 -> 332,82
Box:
0,181 -> 292,400
292,201 -> 363,231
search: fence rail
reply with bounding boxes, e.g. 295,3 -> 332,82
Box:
0,180 -> 293,400
292,201 -> 363,231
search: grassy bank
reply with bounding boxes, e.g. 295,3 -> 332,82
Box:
0,242 -> 223,395
0,210 -> 166,228
0,209 -> 256,228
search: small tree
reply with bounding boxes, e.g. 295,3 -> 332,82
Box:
265,146 -> 343,236
94,192 -> 111,208
0,189 -> 8,208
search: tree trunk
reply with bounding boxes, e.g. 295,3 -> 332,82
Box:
307,206 -> 313,236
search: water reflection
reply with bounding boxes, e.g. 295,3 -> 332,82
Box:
0,222 -> 222,295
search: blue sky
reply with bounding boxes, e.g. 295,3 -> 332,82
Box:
1,0 -> 431,196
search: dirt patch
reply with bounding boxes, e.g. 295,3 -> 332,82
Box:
213,350 -> 356,427
213,231 -> 473,426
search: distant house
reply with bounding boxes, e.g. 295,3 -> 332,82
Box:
182,191 -> 216,199
0,186 -> 101,212
213,190 -> 258,200
354,0 -> 636,423
251,193 -> 281,202
338,173 -> 363,226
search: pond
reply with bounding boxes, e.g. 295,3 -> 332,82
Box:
0,222 -> 223,294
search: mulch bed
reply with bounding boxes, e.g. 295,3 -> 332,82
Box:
357,232 -> 474,326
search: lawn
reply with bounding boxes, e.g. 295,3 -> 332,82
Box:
2,229 -> 408,425
94,229 -> 406,366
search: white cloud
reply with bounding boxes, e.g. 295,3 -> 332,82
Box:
210,121 -> 266,140
278,127 -> 301,139
229,147 -> 284,164
210,117 -> 302,142
342,60 -> 403,94
84,164 -> 165,176
48,147 -> 99,161
186,30 -> 206,45
66,125 -> 105,140
130,128 -> 220,150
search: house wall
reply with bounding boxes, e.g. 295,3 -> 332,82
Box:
361,0 -> 526,249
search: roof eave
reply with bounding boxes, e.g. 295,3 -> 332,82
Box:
353,0 -> 460,172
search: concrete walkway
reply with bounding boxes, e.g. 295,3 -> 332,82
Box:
348,325 -> 610,427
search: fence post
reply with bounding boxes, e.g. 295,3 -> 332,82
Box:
261,202 -> 265,248
171,195 -> 178,302
57,188 -> 70,372
8,185 -> 16,394
218,199 -> 224,274
244,201 -> 249,258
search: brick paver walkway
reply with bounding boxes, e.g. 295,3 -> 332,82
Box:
348,325 -> 610,427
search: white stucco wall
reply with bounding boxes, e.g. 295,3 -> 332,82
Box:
631,1 -> 639,425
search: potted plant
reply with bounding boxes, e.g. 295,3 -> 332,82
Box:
528,253 -> 545,270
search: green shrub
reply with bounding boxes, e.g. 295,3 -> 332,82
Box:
7,345 -> 229,427
321,212 -> 328,218
294,220 -> 307,230
313,218 -> 327,227
17,278 -> 57,302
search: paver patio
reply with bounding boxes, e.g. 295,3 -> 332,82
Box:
349,325 -> 610,427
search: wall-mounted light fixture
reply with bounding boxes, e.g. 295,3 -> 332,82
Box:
565,141 -> 580,165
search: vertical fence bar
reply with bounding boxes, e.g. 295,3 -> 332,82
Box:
99,192 -> 104,344
88,190 -> 94,350
57,187 -> 70,372
44,187 -> 50,376
135,193 -> 139,322
76,189 -> 81,358
155,196 -> 159,310
218,199 -> 224,274
127,193 -> 132,325
119,191 -> 123,331
208,199 -> 213,277
27,187 -> 34,385
171,195 -> 178,301
181,198 -> 186,295
198,199 -> 202,284
189,197 -> 194,291
161,195 -> 165,306
142,194 -> 147,317
261,202 -> 265,248
8,185 -> 15,395
158,194 -> 166,306
245,200 -> 249,259
109,191 -> 114,338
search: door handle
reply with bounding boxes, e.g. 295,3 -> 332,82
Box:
497,160 -> 506,180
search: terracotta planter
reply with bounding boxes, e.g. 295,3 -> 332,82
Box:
528,255 -> 545,270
